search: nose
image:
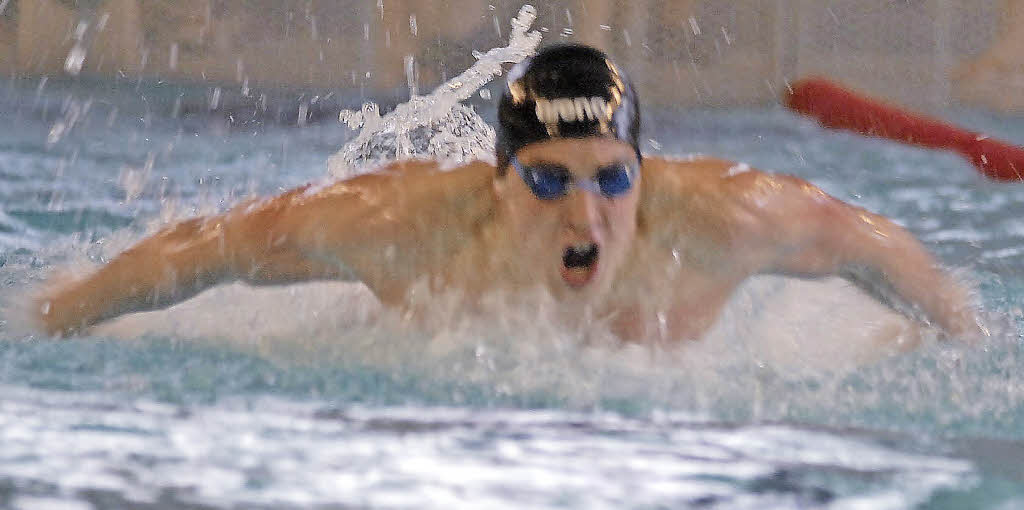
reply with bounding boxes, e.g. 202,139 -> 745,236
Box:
564,188 -> 604,235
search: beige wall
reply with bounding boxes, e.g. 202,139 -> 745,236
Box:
14,0 -> 76,75
0,18 -> 13,76
953,0 -> 1024,112
1,0 -> 1020,111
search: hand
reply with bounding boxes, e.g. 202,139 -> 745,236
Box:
943,306 -> 989,346
30,270 -> 96,337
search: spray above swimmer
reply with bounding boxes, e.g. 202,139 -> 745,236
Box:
329,5 -> 542,178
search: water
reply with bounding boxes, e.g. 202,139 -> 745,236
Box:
3,53 -> 1024,510
330,4 -> 540,175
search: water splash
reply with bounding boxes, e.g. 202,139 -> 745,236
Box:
63,12 -> 109,77
46,98 -> 91,148
328,5 -> 542,178
63,21 -> 90,76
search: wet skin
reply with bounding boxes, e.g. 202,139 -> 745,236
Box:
34,138 -> 982,343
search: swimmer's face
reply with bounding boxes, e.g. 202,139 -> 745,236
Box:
495,137 -> 641,301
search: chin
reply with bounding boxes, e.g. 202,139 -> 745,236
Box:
555,272 -> 612,304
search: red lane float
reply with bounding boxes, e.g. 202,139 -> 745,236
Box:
783,77 -> 1024,181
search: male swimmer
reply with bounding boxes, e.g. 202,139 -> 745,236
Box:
34,44 -> 981,343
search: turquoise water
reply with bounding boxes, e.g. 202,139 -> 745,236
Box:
2,76 -> 1024,508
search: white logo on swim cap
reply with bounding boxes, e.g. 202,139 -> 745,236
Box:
534,97 -> 609,125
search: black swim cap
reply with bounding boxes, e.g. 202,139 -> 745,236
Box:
496,44 -> 641,174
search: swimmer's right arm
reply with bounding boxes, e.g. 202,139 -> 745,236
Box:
35,161 -> 495,336
34,185 -> 343,336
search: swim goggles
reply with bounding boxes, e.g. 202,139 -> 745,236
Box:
511,156 -> 639,200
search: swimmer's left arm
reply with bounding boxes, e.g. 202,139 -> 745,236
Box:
729,172 -> 981,339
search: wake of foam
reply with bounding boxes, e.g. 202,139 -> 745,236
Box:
79,275 -> 961,413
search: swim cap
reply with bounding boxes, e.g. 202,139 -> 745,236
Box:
496,44 -> 641,174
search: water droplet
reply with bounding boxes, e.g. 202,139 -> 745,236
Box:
169,43 -> 179,70
47,122 -> 67,146
209,87 -> 222,110
64,45 -> 87,75
34,76 -> 48,98
688,16 -> 701,36
404,55 -> 418,96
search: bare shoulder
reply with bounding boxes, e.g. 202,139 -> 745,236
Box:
643,155 -> 832,209
211,159 -> 493,240
639,155 -> 838,249
269,158 -> 498,294
300,159 -> 493,198
642,154 -> 818,190
267,159 -> 496,227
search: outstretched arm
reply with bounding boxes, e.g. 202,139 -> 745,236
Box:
728,171 -> 981,339
35,185 -> 341,336
35,160 -> 494,336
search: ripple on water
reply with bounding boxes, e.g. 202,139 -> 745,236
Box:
0,385 -> 979,509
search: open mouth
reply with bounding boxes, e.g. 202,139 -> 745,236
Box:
560,243 -> 600,288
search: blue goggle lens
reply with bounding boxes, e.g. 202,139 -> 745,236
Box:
514,159 -> 636,200
595,164 -> 634,196
523,165 -> 572,200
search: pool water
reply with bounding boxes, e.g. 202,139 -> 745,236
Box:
1,75 -> 1024,509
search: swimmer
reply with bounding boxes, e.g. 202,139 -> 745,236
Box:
33,44 -> 981,343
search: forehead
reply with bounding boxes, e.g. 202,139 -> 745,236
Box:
515,138 -> 637,169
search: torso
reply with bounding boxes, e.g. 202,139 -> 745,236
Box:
360,155 -> 765,344
603,250 -> 747,343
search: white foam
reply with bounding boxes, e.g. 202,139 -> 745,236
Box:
328,5 -> 541,179
725,162 -> 751,176
659,153 -> 709,163
86,275 -> 931,384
